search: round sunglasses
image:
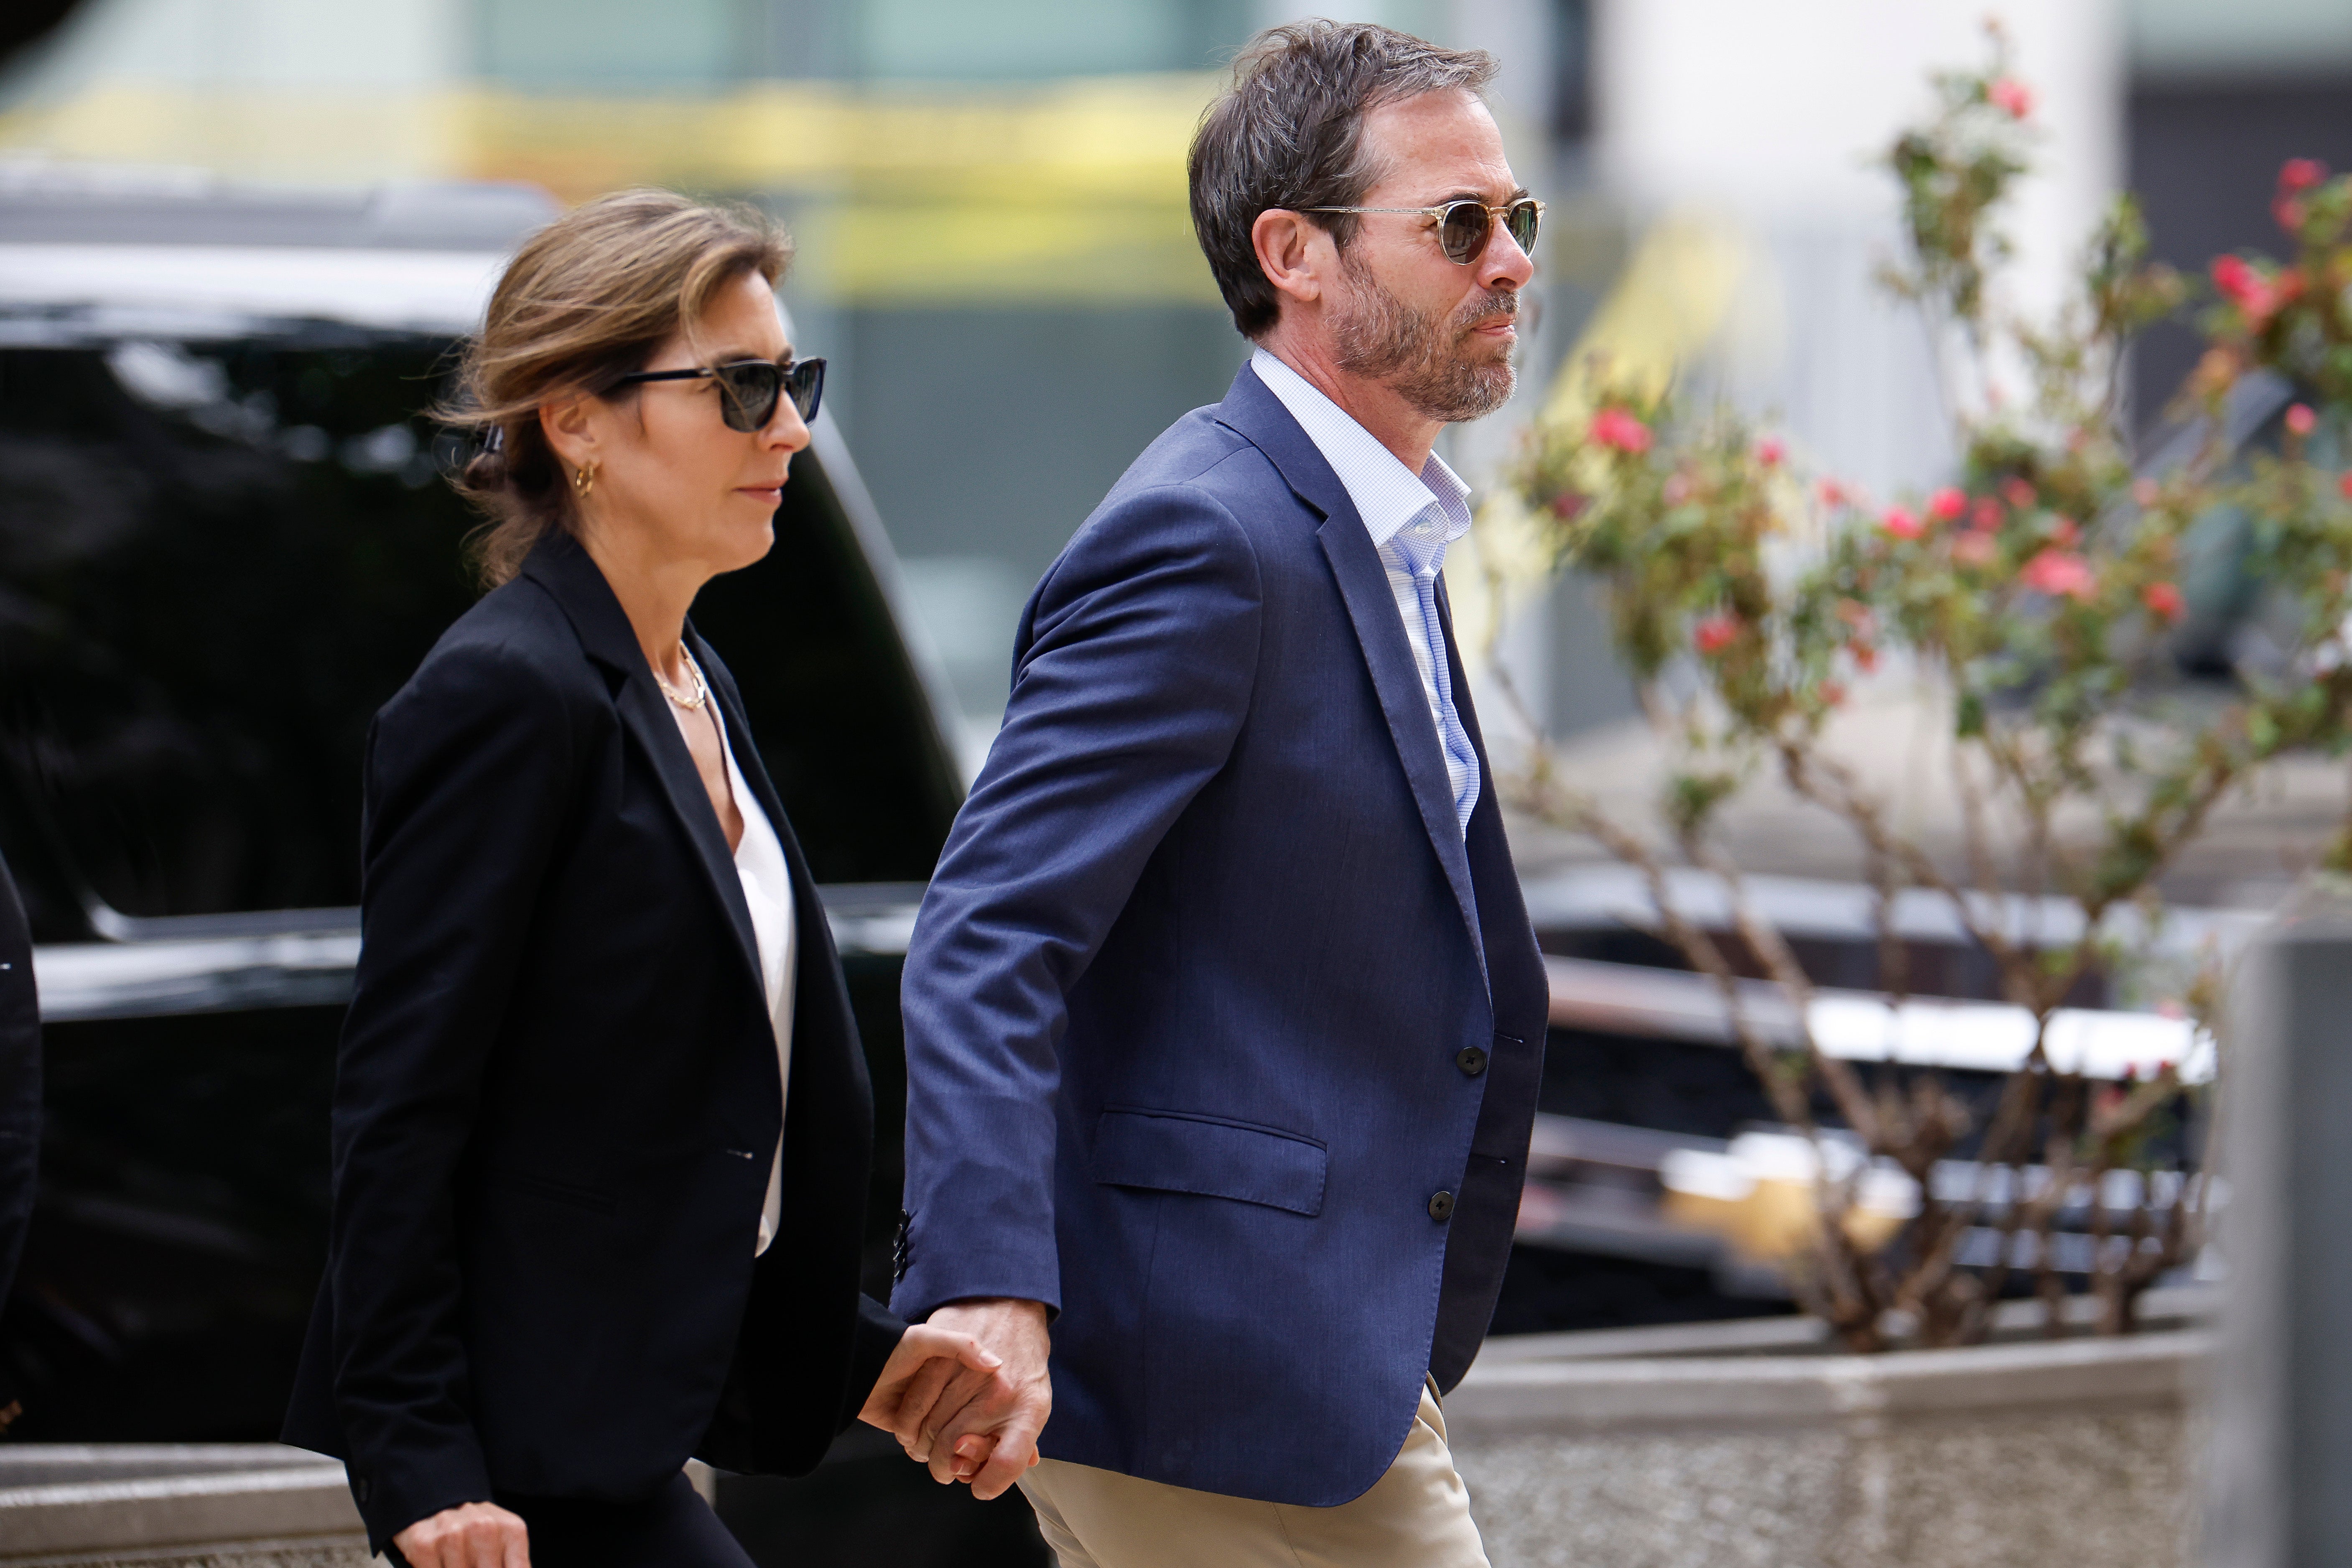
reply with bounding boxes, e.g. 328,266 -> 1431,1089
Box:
610,356 -> 826,433
1302,198 -> 1543,265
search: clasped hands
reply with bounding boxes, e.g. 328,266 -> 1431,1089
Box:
391,1299 -> 1050,1567
858,1296 -> 1052,1500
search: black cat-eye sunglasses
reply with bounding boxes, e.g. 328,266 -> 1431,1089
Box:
610,356 -> 826,433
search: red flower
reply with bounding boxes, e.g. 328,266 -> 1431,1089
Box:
1988,76 -> 2033,119
2287,403 -> 2317,436
2142,581 -> 2185,622
2049,515 -> 2081,548
1818,679 -> 1847,709
2001,477 -> 2037,510
1970,496 -> 2004,531
2022,549 -> 2097,601
1927,486 -> 1966,523
1755,437 -> 1785,468
1881,506 -> 1924,540
2280,158 -> 2329,193
1548,491 -> 1588,520
1589,407 -> 1653,454
2213,255 -> 2281,324
2275,196 -> 2307,234
1693,613 -> 1740,655
1952,531 -> 1998,568
1818,478 -> 1848,508
2339,471 -> 2352,500
1852,643 -> 1879,673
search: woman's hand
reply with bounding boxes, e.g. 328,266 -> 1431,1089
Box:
391,1500 -> 529,1568
859,1323 -> 1009,1478
913,1298 -> 1052,1499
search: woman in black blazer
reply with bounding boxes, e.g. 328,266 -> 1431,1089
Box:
283,191 -> 1016,1568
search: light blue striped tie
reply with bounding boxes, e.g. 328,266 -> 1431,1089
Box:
1388,517 -> 1481,832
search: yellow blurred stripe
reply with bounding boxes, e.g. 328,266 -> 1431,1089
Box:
1543,212 -> 1752,421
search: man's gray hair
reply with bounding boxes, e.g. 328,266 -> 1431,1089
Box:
1189,20 -> 1497,340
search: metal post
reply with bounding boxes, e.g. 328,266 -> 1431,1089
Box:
2208,888 -> 2352,1567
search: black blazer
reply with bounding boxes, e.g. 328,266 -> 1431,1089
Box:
283,533 -> 903,1552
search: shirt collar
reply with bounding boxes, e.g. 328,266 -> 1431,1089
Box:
1250,348 -> 1473,550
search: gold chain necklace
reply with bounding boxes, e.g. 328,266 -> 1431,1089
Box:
655,642 -> 712,711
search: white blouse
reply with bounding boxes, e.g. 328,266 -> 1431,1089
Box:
719,715 -> 797,1257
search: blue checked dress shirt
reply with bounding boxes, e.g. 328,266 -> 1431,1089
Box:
1250,348 -> 1481,829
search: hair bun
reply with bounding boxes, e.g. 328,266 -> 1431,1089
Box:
462,446 -> 510,492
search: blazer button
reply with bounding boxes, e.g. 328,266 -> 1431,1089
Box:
1428,1190 -> 1455,1221
1455,1046 -> 1488,1077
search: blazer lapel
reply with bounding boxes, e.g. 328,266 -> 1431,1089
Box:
520,535 -> 764,998
1431,576 -> 1496,971
688,625 -> 848,992
1213,367 -> 1487,977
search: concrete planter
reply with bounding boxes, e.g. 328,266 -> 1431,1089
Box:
0,1446 -> 369,1567
0,1312 -> 2205,1568
1450,1303 -> 2208,1568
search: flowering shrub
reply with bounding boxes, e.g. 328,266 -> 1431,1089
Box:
1506,30 -> 2352,1348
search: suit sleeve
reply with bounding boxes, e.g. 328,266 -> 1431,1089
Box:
893,484 -> 1263,1320
326,642 -> 578,1549
837,1292 -> 909,1432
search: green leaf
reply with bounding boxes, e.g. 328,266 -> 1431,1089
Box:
2250,708 -> 2281,755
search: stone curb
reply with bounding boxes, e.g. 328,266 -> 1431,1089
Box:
0,1459 -> 363,1560
1449,1327 -> 2210,1438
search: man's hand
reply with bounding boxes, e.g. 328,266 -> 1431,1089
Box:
391,1500 -> 529,1568
858,1321 -> 1004,1458
911,1297 -> 1052,1500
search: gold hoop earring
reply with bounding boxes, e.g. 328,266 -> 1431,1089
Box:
572,463 -> 596,499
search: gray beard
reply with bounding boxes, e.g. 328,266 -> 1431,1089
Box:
1330,254 -> 1517,423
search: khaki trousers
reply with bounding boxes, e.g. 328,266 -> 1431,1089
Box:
1018,1382 -> 1490,1568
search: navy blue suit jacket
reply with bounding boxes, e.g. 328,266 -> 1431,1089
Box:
894,365 -> 1548,1506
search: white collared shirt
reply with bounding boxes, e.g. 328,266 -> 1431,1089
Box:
1251,347 -> 1480,827
718,716 -> 797,1257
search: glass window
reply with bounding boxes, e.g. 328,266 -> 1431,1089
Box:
477,0 -> 755,87
854,0 -> 1250,79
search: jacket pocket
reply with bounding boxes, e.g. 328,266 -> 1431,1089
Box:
489,1166 -> 618,1216
1091,1108 -> 1326,1217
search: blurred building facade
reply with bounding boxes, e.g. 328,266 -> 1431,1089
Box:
6,0 -> 2347,760
0,0 -> 1567,763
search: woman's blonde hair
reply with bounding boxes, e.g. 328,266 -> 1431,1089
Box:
442,188 -> 793,587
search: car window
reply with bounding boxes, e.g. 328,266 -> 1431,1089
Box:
0,336 -> 956,939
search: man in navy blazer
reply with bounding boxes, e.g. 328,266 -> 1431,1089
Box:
893,21 -> 1549,1563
